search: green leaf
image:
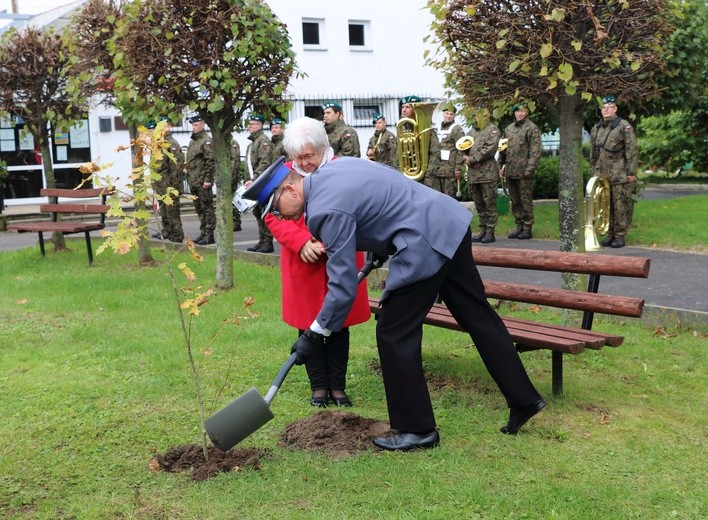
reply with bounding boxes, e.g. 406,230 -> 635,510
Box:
581,92 -> 593,102
509,59 -> 521,73
539,64 -> 548,76
496,39 -> 507,50
557,62 -> 573,82
571,40 -> 582,51
544,8 -> 566,22
540,42 -> 553,59
630,60 -> 642,71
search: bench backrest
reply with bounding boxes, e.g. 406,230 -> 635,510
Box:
39,188 -> 111,224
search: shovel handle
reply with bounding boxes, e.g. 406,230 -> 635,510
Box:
263,352 -> 298,405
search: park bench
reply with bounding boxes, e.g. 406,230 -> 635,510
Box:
369,247 -> 651,396
6,188 -> 111,266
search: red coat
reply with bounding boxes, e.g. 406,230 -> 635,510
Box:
265,213 -> 371,330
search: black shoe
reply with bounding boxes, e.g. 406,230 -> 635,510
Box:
507,227 -> 522,239
471,230 -> 486,242
310,397 -> 328,408
516,229 -> 532,240
373,430 -> 440,451
193,233 -> 205,244
152,231 -> 167,239
202,234 -> 215,245
329,392 -> 352,407
501,399 -> 546,435
480,230 -> 496,243
610,236 -> 625,248
234,223 -> 242,232
247,241 -> 263,252
599,235 -> 615,247
169,237 -> 183,243
256,242 -> 274,253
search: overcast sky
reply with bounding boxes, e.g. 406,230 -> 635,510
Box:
0,1 -> 77,15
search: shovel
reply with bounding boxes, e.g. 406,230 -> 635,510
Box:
205,254 -> 383,452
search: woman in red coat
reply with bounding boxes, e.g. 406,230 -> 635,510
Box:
265,166 -> 370,407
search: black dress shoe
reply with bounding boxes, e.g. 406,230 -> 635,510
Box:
247,242 -> 263,252
599,235 -> 615,247
373,430 -> 440,451
329,392 -> 352,407
256,242 -> 274,253
501,399 -> 546,434
310,397 -> 328,408
610,236 -> 625,248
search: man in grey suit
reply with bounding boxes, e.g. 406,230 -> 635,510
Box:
243,117 -> 545,451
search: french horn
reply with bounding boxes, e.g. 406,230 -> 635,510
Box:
584,176 -> 611,251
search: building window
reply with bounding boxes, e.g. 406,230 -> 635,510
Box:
304,105 -> 324,121
302,19 -> 326,50
348,20 -> 371,51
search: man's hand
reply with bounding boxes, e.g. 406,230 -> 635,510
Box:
291,329 -> 324,365
203,181 -> 212,190
299,237 -> 326,263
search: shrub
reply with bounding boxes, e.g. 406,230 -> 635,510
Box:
533,155 -> 590,199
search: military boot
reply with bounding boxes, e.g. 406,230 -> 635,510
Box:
471,227 -> 487,242
599,235 -> 615,247
480,229 -> 496,243
507,226 -> 523,239
202,233 -> 215,245
516,227 -> 532,240
257,238 -> 274,254
610,236 -> 625,248
247,239 -> 264,252
193,233 -> 205,244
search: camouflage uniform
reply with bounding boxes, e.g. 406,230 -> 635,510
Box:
270,133 -> 285,160
396,120 -> 441,180
499,117 -> 542,234
425,121 -> 465,197
155,132 -> 185,242
324,119 -> 361,157
246,128 -> 274,246
590,115 -> 638,238
187,128 -> 216,238
367,128 -> 397,168
465,123 -> 501,237
230,138 -> 242,231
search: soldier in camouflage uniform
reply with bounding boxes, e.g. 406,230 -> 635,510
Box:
425,102 -> 465,198
149,119 -> 185,243
463,108 -> 501,244
270,117 -> 286,159
366,113 -> 397,167
322,101 -> 361,157
230,136 -> 242,232
245,113 -> 275,253
397,95 -> 440,181
498,101 -> 542,240
590,95 -> 638,249
186,115 -> 216,245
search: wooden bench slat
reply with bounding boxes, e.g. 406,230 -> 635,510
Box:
503,317 -> 624,347
473,247 -> 651,278
7,222 -> 105,233
40,188 -> 110,198
40,204 -> 110,214
483,280 -> 645,318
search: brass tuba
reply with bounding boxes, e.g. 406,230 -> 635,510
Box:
397,102 -> 438,181
584,176 -> 611,251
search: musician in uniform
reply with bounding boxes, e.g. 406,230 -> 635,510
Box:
590,95 -> 638,248
366,113 -> 397,168
397,95 -> 440,180
186,114 -> 216,245
322,101 -> 360,157
242,117 -> 546,451
498,100 -> 542,239
245,113 -> 275,253
425,102 -> 465,197
149,118 -> 185,243
462,108 -> 501,244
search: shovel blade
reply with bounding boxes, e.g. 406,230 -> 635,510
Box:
205,387 -> 274,452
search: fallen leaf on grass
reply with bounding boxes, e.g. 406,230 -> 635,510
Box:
599,413 -> 611,425
14,299 -> 28,305
529,305 -> 541,314
148,458 -> 161,472
203,348 -> 213,356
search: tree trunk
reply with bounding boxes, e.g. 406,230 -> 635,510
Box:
557,93 -> 584,291
210,125 -> 234,290
129,124 -> 154,265
38,125 -> 66,251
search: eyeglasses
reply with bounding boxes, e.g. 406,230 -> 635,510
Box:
269,186 -> 286,219
292,152 -> 318,164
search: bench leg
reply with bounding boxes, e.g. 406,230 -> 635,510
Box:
552,351 -> 564,396
84,231 -> 94,266
37,232 -> 46,257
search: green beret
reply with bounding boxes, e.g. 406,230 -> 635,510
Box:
271,117 -> 285,125
188,114 -> 203,123
248,113 -> 265,123
145,121 -> 157,129
400,95 -> 422,105
322,101 -> 342,112
511,101 -> 528,112
601,95 -> 617,105
440,102 -> 457,113
372,113 -> 384,124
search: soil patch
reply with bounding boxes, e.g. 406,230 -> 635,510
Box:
151,444 -> 270,481
279,410 -> 390,458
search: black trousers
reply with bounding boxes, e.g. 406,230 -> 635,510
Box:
300,328 -> 350,392
375,229 -> 542,432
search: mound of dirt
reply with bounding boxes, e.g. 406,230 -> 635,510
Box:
150,444 -> 269,481
279,410 -> 390,458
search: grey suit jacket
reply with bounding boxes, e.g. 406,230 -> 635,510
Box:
304,157 -> 472,332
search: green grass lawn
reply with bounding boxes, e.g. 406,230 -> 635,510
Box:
0,245 -> 705,519
494,194 -> 707,253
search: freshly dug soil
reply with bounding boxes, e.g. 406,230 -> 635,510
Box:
151,444 -> 269,481
279,410 -> 390,458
